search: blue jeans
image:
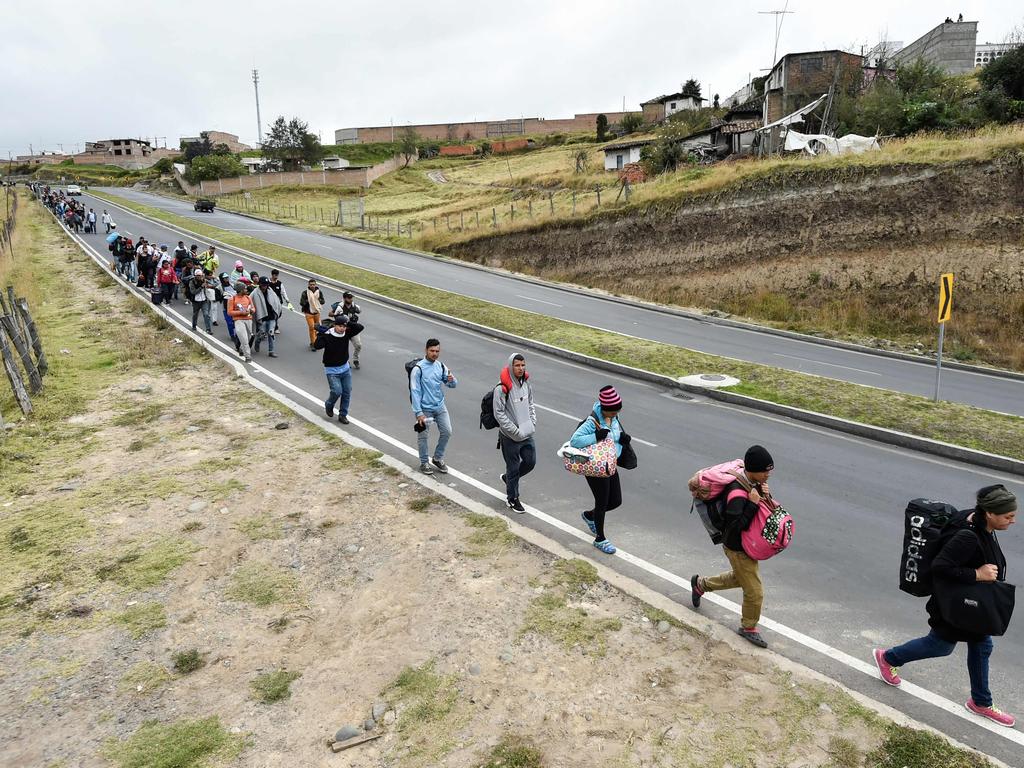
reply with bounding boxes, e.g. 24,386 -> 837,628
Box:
254,319 -> 275,353
325,370 -> 352,418
417,405 -> 451,465
500,434 -> 536,500
222,307 -> 236,340
885,630 -> 993,707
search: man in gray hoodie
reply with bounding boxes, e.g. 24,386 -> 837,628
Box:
493,353 -> 537,513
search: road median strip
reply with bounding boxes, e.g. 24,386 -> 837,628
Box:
92,190 -> 1024,473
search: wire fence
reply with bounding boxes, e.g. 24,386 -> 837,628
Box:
214,179 -> 636,240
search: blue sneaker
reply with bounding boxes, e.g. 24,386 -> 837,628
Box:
593,539 -> 616,555
581,512 -> 597,535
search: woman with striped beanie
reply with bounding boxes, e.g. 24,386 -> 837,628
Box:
569,385 -> 631,554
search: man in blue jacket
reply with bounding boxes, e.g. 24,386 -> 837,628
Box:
411,338 -> 457,475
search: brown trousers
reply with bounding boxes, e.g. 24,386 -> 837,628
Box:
702,546 -> 764,630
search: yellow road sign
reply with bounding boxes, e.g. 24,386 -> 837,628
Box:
937,273 -> 954,323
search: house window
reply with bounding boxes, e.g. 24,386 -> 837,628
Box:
616,154 -> 624,170
126,149 -> 132,155
113,149 -> 122,155
669,102 -> 677,110
800,57 -> 824,73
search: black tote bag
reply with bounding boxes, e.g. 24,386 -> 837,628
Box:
937,580 -> 1016,637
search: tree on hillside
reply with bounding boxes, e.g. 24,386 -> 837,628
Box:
398,127 -> 420,167
184,154 -> 246,184
620,112 -> 644,134
682,78 -> 702,98
181,131 -> 231,163
596,113 -> 609,142
979,45 -> 1024,100
261,117 -> 324,171
713,93 -> 720,109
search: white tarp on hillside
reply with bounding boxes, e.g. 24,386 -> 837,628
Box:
784,130 -> 880,156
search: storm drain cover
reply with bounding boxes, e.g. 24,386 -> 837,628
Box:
678,373 -> 741,389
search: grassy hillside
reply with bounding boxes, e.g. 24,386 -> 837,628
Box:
30,162 -> 160,187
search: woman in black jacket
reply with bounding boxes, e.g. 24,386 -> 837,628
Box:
872,485 -> 1017,727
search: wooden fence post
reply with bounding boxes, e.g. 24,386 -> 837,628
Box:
15,297 -> 47,376
596,186 -> 601,207
492,208 -> 497,228
549,192 -> 554,214
0,312 -> 41,394
572,191 -> 576,215
0,323 -> 33,415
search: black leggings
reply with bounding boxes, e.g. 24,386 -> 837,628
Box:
584,473 -> 621,541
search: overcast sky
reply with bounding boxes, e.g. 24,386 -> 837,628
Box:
2,1 -> 1021,155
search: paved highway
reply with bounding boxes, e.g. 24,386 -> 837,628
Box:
71,194 -> 1024,763
101,187 -> 1024,418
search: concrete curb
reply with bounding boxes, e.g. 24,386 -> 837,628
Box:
44,198 -> 1011,768
165,192 -> 1024,384
93,192 -> 1024,477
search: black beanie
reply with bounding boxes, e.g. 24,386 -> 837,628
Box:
977,484 -> 1017,515
744,445 -> 774,473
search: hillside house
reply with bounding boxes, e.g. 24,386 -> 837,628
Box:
641,93 -> 707,124
322,156 -> 351,170
603,139 -> 653,171
763,50 -> 863,125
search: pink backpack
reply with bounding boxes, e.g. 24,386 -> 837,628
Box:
688,459 -> 747,500
741,495 -> 795,560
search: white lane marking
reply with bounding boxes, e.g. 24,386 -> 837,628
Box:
516,294 -> 563,308
389,263 -> 418,272
774,353 -> 883,376
535,403 -> 658,447
62,221 -> 1024,750
97,194 -> 1024,487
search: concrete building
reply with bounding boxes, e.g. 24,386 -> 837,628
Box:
762,50 -> 863,125
975,42 -> 1020,67
334,111 -> 637,145
641,93 -> 706,123
863,40 -> 904,68
893,20 -> 978,75
84,138 -> 152,159
179,131 -> 252,153
321,156 -> 351,170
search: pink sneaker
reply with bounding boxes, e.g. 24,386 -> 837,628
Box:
965,699 -> 1016,727
873,649 -> 902,687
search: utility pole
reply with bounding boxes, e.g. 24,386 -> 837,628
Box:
758,1 -> 794,68
252,69 -> 263,148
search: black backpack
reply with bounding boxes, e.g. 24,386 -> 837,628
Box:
479,386 -> 504,430
405,358 -> 447,404
899,498 -> 972,597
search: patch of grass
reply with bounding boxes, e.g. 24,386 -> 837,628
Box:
234,514 -> 283,541
103,716 -> 242,768
386,661 -> 460,735
479,735 -> 544,768
321,440 -> 382,470
95,537 -> 198,589
520,592 -> 622,656
250,669 -> 301,703
119,661 -> 173,694
866,723 -> 993,768
827,735 -> 863,768
226,562 -> 301,607
180,521 -> 205,533
407,493 -> 443,513
94,189 -> 1024,460
171,648 -> 206,675
462,512 -> 518,558
112,402 -> 166,427
549,558 -> 598,594
113,602 -> 167,639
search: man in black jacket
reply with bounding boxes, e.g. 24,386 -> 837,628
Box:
313,314 -> 364,425
690,445 -> 775,648
873,485 -> 1016,727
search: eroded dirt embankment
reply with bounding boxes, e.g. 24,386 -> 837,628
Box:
442,157 -> 1024,367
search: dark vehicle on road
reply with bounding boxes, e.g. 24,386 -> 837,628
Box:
194,198 -> 216,212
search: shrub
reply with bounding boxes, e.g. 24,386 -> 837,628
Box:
185,155 -> 245,183
251,669 -> 301,703
620,113 -> 644,134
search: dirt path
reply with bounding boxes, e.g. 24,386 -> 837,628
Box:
0,195 -> 994,767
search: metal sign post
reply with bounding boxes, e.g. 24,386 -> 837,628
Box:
934,272 -> 954,402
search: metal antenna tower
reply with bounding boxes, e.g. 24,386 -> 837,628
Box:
252,69 -> 263,147
759,1 -> 794,68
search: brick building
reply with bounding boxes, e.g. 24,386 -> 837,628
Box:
335,111 -> 639,144
640,93 -> 706,124
179,130 -> 252,153
762,50 -> 863,125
